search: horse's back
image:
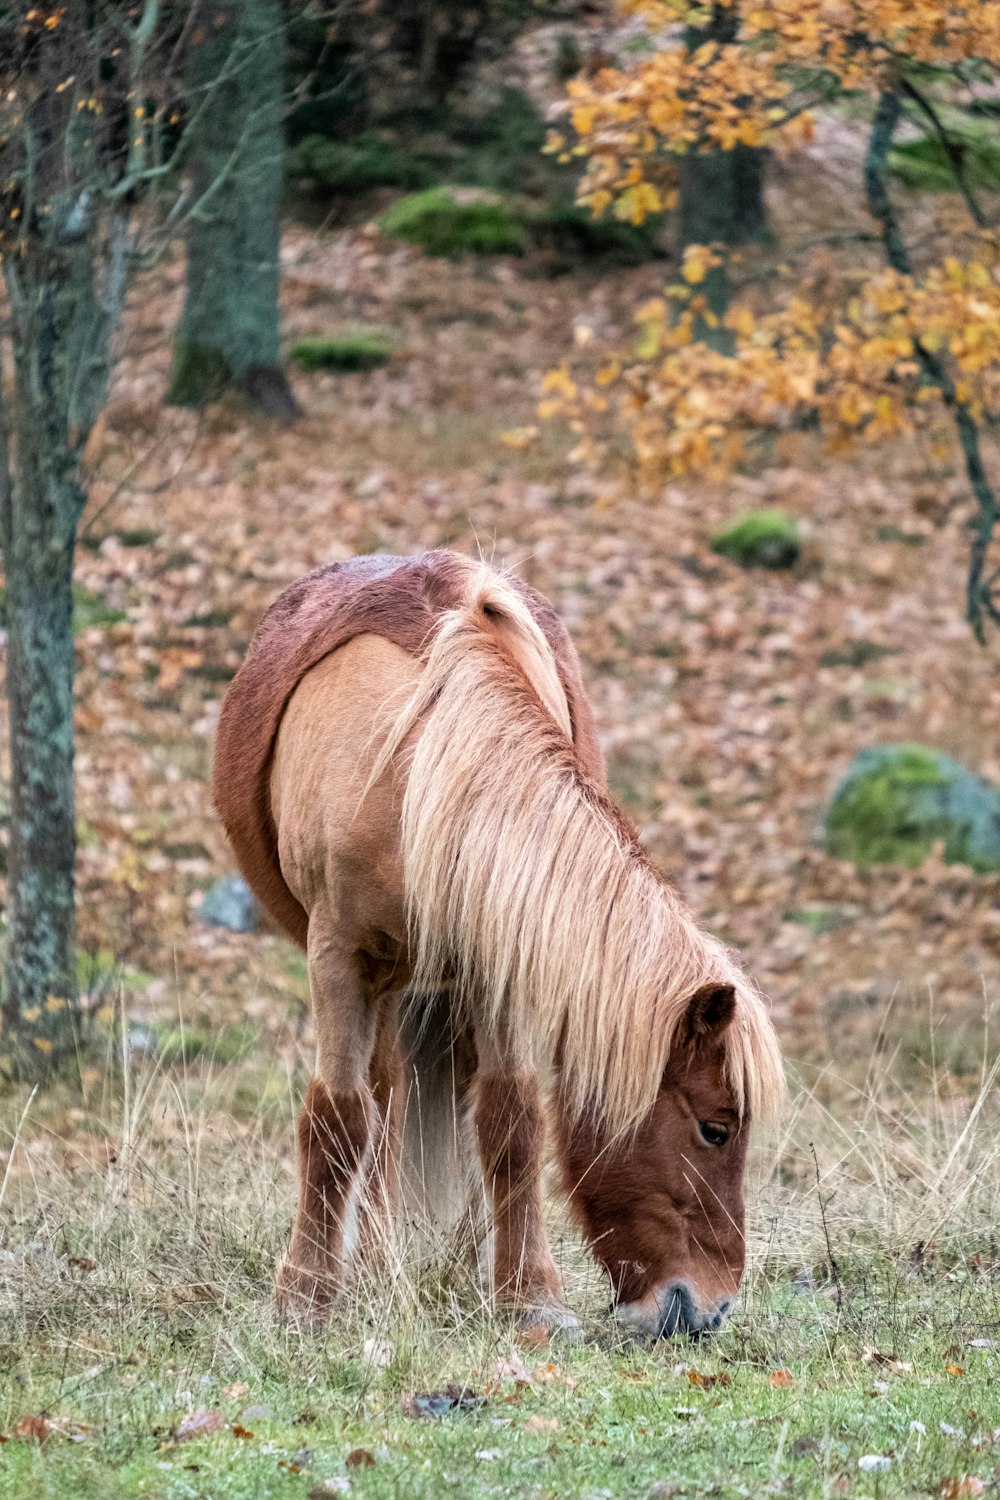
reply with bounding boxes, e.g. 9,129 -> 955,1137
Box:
213,550 -> 602,946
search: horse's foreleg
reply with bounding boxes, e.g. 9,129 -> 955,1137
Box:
275,932 -> 378,1322
473,1063 -> 577,1332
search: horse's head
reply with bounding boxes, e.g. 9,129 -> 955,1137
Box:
558,983 -> 750,1337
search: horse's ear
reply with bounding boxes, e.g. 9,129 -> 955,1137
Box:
683,983 -> 736,1044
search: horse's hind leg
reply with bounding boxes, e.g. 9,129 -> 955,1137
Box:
275,923 -> 379,1322
353,1001 -> 405,1277
473,1042 -> 578,1332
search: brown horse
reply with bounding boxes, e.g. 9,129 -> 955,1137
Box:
214,551 -> 783,1337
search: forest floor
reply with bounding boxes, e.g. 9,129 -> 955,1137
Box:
2,143 -> 1000,1497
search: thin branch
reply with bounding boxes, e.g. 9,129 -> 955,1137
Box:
900,77 -> 989,229
809,1143 -> 844,1323
866,88 -> 1000,641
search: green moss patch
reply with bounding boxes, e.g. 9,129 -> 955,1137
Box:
379,188 -> 527,258
711,508 -> 801,569
291,329 -> 396,372
826,743 -> 1000,871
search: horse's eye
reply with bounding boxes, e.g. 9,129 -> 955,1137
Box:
698,1121 -> 730,1147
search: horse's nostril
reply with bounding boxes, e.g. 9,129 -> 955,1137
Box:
655,1283 -> 731,1338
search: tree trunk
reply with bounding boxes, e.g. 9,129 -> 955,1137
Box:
167,0 -> 299,419
1,216 -> 127,1072
1,294 -> 88,1065
3,516 -> 78,1038
675,5 -> 768,349
677,145 -> 768,250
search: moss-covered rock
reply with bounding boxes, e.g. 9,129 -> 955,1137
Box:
291,329 -> 395,372
826,745 -> 1000,871
711,508 -> 801,569
378,187 -> 526,257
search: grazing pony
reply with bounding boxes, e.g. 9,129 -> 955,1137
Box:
214,551 -> 783,1336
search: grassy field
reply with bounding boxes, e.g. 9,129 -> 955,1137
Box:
1,1029 -> 998,1500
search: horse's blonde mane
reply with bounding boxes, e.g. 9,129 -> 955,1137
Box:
371,564 -> 784,1137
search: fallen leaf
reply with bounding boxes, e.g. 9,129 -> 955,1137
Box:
222,1381 -> 249,1401
346,1449 -> 375,1469
687,1370 -> 730,1389
940,1479 -> 986,1499
175,1408 -> 225,1442
230,1424 -> 254,1440
770,1370 -> 794,1388
863,1346 -> 913,1374
68,1256 -> 97,1272
946,1364 -> 965,1377
524,1415 -> 559,1434
490,1352 -> 533,1389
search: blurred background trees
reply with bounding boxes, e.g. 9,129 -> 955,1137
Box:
167,0 -> 298,417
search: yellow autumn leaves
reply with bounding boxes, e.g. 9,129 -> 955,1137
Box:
538,0 -> 1000,486
540,251 -> 1000,482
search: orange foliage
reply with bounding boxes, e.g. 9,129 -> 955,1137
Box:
543,0 -> 1000,630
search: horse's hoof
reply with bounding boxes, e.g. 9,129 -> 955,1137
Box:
273,1260 -> 339,1327
515,1297 -> 582,1341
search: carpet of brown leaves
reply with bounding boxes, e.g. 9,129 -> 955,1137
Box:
4,214 -> 999,1094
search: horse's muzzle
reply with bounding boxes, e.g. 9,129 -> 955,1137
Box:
618,1281 -> 733,1338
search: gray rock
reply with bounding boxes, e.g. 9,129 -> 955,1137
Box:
198,875 -> 260,933
826,744 -> 1000,872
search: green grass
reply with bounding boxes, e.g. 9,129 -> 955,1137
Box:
1,1035 -> 998,1499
